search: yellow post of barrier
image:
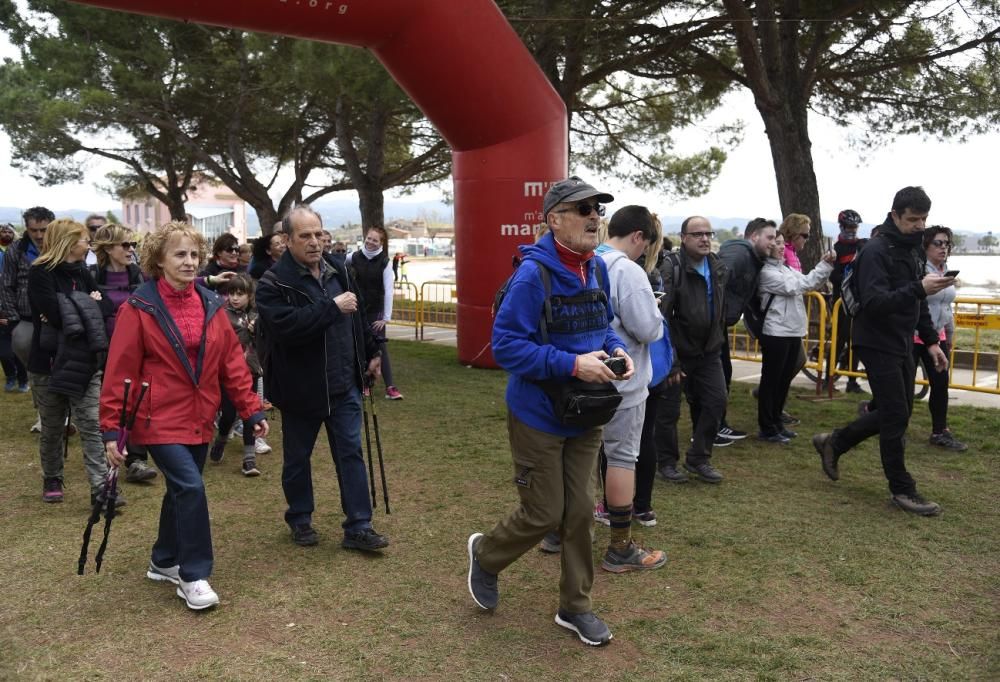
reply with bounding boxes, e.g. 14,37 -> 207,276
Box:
391,281 -> 420,340
418,280 -> 459,341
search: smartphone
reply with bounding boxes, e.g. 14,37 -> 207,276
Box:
944,270 -> 960,277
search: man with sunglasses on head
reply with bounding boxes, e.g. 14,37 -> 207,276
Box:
468,176 -> 631,647
656,216 -> 728,484
813,186 -> 954,516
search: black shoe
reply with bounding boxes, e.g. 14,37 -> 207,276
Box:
929,430 -> 968,452
684,461 -> 723,483
812,432 -> 840,481
209,441 -> 225,463
291,523 -> 319,546
717,425 -> 748,440
779,428 -> 798,439
845,380 -> 864,394
467,532 -> 498,609
657,464 -> 689,483
342,528 -> 389,552
890,492 -> 942,516
780,411 -> 800,426
757,432 -> 790,444
555,609 -> 612,646
712,435 -> 733,448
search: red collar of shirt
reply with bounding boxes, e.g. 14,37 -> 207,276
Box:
553,239 -> 595,285
157,276 -> 196,302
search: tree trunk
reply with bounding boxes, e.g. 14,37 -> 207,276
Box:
758,101 -> 824,271
357,185 -> 385,228
254,206 -> 280,236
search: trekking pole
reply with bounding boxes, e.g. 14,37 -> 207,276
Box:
367,383 -> 391,514
361,377 -> 378,509
63,405 -> 72,460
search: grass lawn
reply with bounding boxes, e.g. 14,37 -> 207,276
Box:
1,340 -> 997,680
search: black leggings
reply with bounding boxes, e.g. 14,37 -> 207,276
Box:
217,393 -> 253,447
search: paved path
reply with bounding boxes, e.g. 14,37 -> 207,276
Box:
385,323 -> 1000,409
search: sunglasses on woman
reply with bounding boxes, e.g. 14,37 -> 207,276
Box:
223,246 -> 241,254
120,242 -> 139,249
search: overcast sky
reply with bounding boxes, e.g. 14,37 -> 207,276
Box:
1,38 -> 996,233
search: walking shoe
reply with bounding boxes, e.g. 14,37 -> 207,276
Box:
253,437 -> 272,454
42,477 -> 63,503
18,382 -> 29,393
657,464 -> 689,483
385,386 -> 404,400
146,561 -> 180,585
4,378 -> 15,392
857,400 -> 870,418
125,460 -> 157,483
929,430 -> 968,452
633,510 -> 657,527
780,411 -> 800,426
209,441 -> 225,463
91,489 -> 127,509
291,523 -> 319,546
757,432 -> 790,444
30,418 -> 41,433
779,429 -> 798,439
176,578 -> 219,610
554,609 -> 612,646
593,501 -> 610,526
467,532 -> 499,610
684,461 -> 723,483
717,425 -> 748,440
342,528 -> 389,552
891,493 -> 942,517
601,541 -> 667,573
845,380 -> 864,394
712,435 -> 733,448
539,530 -> 562,554
813,432 -> 840,481
241,459 -> 261,477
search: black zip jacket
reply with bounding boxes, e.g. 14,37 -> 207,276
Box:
718,239 -> 766,326
658,249 -> 727,362
852,215 -> 938,356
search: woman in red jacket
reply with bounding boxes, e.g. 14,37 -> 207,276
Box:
100,221 -> 268,611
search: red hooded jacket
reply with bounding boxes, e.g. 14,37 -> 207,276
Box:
100,280 -> 263,446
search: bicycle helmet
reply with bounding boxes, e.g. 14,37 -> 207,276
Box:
837,209 -> 861,227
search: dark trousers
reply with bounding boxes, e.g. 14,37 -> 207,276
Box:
148,443 -> 212,582
217,392 -> 254,447
833,347 -> 917,496
681,353 -> 727,465
758,335 -> 801,436
280,385 -> 373,532
830,303 -> 861,381
654,378 -> 683,469
915,340 -> 949,433
634,380 -> 664,512
0,326 -> 27,384
719,329 -> 735,428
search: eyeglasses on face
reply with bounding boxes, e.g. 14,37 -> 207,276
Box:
684,231 -> 715,240
223,246 -> 241,254
555,202 -> 606,217
930,239 -> 951,248
797,233 -> 810,240
120,242 -> 138,249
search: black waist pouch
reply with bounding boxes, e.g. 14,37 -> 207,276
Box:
537,378 -> 622,429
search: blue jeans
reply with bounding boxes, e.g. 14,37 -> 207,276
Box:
280,385 -> 373,532
147,444 -> 212,582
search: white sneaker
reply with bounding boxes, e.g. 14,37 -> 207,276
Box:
254,437 -> 272,455
176,579 -> 219,610
30,418 -> 41,433
146,562 -> 180,585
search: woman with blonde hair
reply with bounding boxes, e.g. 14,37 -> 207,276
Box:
28,218 -> 114,505
778,213 -> 811,273
100,221 -> 268,611
91,224 -> 158,483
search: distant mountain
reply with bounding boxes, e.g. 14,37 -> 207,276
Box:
0,207 -> 112,225
246,198 -> 454,234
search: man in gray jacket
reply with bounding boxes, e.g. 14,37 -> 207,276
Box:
596,205 -> 667,573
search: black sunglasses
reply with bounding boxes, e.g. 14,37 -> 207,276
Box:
929,239 -> 951,249
120,242 -> 138,249
223,246 -> 241,254
555,202 -> 606,218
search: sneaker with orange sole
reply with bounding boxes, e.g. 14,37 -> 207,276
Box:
601,541 -> 667,573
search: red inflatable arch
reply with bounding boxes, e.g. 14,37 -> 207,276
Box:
71,0 -> 567,367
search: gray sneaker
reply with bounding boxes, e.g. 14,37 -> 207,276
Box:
467,533 -> 498,610
683,461 -> 723,483
601,541 -> 667,573
555,609 -> 612,646
146,561 -> 180,585
929,431 -> 968,452
125,460 -> 157,483
539,530 -> 561,554
891,493 -> 942,517
657,464 -> 689,483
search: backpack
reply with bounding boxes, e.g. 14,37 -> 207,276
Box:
742,293 -> 775,339
840,261 -> 862,317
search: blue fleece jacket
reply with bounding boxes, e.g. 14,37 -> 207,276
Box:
492,232 -> 626,437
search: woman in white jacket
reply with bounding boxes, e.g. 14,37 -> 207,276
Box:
756,235 -> 835,443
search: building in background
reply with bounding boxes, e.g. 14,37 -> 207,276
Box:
121,175 -> 247,242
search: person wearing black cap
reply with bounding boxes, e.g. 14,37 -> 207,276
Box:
829,209 -> 866,393
467,175 -> 631,647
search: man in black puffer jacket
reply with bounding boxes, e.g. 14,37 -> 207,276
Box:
812,187 -> 953,516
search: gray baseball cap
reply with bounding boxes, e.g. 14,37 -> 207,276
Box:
542,176 -> 614,218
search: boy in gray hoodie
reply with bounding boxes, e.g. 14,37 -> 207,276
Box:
596,205 -> 668,573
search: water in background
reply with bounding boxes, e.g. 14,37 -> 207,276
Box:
948,255 -> 1000,298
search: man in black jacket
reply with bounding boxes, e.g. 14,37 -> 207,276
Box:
812,187 -> 953,516
658,216 -> 728,483
716,218 -> 777,440
257,205 -> 389,549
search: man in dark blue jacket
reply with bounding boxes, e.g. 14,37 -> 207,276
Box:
813,187 -> 953,516
467,176 -> 631,647
257,205 -> 388,550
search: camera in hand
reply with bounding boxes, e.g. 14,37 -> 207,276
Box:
603,356 -> 627,375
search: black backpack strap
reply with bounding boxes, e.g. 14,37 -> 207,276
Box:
537,263 -> 552,346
